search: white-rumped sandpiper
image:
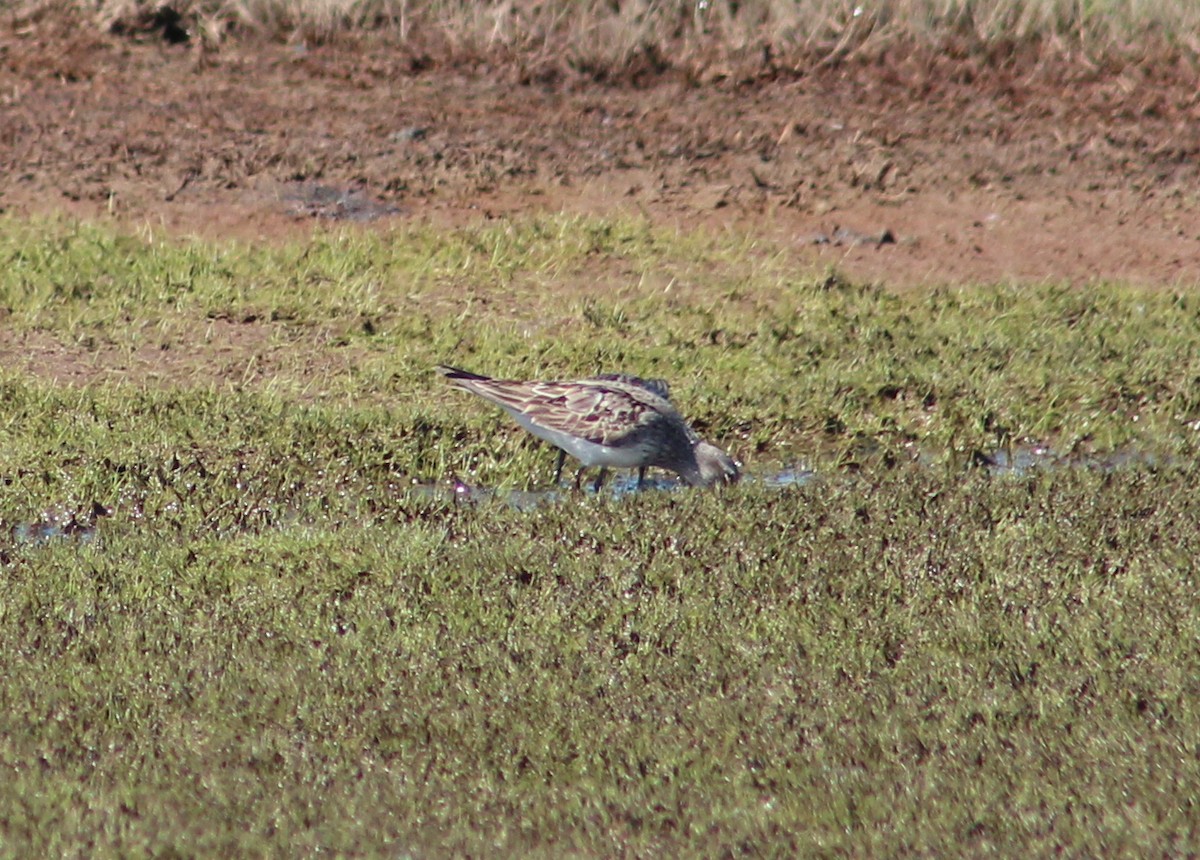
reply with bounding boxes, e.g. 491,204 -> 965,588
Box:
436,365 -> 740,491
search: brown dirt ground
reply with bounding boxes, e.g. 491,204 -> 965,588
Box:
2,31 -> 1200,348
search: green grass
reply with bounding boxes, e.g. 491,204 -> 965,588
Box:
1,216 -> 1199,856
3,466 -> 1199,855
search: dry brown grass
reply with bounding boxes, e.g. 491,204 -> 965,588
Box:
9,0 -> 1200,78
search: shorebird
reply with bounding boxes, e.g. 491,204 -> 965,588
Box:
436,365 -> 740,491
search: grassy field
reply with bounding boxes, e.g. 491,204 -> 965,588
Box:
1,216 -> 1199,856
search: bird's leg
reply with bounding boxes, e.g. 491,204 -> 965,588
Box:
591,468 -> 609,493
636,467 -> 647,490
573,467 -> 586,492
553,449 -> 566,485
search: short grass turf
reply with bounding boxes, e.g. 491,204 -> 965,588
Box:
1,217 -> 1199,856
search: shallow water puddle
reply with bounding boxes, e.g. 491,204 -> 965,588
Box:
5,502 -> 110,555
408,464 -> 826,509
969,441 -> 1174,476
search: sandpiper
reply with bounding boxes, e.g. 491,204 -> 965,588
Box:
436,365 -> 740,491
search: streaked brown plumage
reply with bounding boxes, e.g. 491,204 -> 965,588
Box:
436,365 -> 739,491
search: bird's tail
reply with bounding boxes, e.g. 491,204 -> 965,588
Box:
435,365 -> 491,382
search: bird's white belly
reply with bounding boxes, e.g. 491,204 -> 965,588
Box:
554,433 -> 648,467
507,409 -> 648,467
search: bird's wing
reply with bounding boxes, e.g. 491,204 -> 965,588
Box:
583,373 -> 671,402
443,375 -> 670,448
